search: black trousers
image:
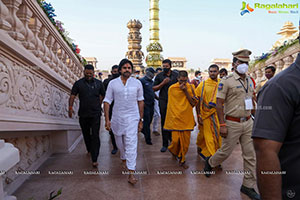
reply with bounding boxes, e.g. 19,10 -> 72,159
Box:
109,103 -> 117,150
79,115 -> 101,162
159,99 -> 172,147
142,103 -> 154,143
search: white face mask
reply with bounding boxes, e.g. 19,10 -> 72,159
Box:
236,63 -> 248,74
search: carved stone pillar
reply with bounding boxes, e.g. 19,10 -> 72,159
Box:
28,17 -> 43,58
282,56 -> 293,70
255,68 -> 263,84
261,69 -> 266,81
275,60 -> 284,74
38,26 -> 51,63
0,0 -> 12,30
57,49 -> 65,77
16,3 -> 35,50
45,35 -> 56,69
3,0 -> 25,41
126,19 -> 144,71
53,43 -> 63,73
292,53 -> 299,62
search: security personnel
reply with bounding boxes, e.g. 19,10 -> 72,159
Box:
69,64 -> 106,168
140,68 -> 156,145
204,49 -> 260,200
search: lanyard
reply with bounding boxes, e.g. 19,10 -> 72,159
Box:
238,78 -> 248,93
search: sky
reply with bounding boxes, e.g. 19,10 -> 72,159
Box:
48,0 -> 299,71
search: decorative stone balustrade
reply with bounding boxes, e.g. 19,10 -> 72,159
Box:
250,42 -> 300,84
0,0 -> 83,196
0,0 -> 83,84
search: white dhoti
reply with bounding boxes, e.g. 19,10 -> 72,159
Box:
104,77 -> 144,171
112,118 -> 139,171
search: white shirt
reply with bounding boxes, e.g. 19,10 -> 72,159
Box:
104,77 -> 144,135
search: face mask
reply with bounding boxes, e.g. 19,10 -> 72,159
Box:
163,67 -> 170,74
135,74 -> 139,78
236,63 -> 248,74
196,76 -> 201,80
146,71 -> 154,80
112,73 -> 119,78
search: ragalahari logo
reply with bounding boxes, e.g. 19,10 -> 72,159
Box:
241,1 -> 254,16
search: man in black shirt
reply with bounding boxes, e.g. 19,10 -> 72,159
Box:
140,67 -> 156,145
69,64 -> 105,168
153,59 -> 178,152
103,65 -> 119,154
252,53 -> 300,200
103,65 -> 119,90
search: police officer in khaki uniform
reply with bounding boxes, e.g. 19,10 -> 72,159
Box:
204,49 -> 260,200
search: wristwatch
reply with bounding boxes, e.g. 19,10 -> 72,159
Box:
140,118 -> 144,122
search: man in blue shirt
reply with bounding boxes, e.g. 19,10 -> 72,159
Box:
140,68 -> 156,145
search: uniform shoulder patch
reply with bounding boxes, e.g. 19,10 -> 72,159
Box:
218,83 -> 224,91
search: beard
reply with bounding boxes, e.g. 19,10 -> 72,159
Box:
122,71 -> 131,78
210,75 -> 217,80
85,76 -> 93,81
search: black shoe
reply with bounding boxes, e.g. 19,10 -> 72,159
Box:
152,131 -> 160,136
160,146 -> 167,152
204,157 -> 213,178
111,149 -> 118,155
146,141 -> 153,145
240,185 -> 261,200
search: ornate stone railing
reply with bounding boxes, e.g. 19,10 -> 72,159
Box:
0,0 -> 83,85
0,0 -> 84,196
249,42 -> 300,84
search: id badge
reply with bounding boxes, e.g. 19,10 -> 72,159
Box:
245,96 -> 253,110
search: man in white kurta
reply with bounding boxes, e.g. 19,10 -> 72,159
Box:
104,59 -> 144,185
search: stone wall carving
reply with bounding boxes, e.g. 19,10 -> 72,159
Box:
0,54 -> 79,119
2,135 -> 51,190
